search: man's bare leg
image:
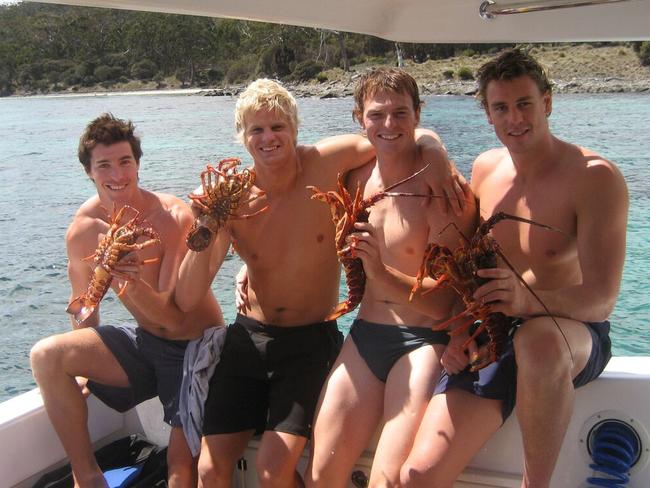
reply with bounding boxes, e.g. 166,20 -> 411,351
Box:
168,426 -> 198,488
514,317 -> 592,488
198,431 -> 253,488
305,338 -> 384,488
256,431 -> 308,488
30,329 -> 130,488
400,390 -> 502,488
369,344 -> 443,487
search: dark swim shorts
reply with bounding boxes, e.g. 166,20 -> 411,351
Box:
350,319 -> 450,382
435,320 -> 612,422
202,314 -> 343,438
87,324 -> 189,427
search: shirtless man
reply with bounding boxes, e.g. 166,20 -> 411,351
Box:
304,68 -> 475,488
175,78 -> 464,488
30,114 -> 224,488
400,48 -> 628,488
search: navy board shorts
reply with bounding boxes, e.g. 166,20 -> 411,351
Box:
87,324 -> 189,427
202,314 -> 343,438
435,320 -> 612,422
350,319 -> 449,382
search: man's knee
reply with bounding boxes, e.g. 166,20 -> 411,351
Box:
256,453 -> 298,487
30,336 -> 64,381
197,453 -> 232,485
514,318 -> 573,380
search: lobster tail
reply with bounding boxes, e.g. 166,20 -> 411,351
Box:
186,225 -> 214,252
66,296 -> 97,325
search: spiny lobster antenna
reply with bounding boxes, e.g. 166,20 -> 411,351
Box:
384,163 -> 430,192
438,221 -> 472,245
493,243 -> 575,364
481,212 -> 568,237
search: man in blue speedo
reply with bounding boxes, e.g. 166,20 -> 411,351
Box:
305,67 -> 476,488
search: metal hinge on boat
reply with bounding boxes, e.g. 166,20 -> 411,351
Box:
479,0 -> 632,19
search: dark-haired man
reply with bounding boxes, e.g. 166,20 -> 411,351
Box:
401,48 -> 628,488
30,114 -> 224,488
305,67 -> 475,488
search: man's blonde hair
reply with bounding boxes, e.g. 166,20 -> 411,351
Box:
234,78 -> 299,143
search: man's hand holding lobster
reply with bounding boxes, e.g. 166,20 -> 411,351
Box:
344,221 -> 386,280
108,250 -> 156,297
441,330 -> 474,375
473,267 -> 535,318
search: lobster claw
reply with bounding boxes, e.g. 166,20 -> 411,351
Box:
66,296 -> 96,325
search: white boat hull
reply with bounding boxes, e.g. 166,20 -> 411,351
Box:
2,356 -> 649,487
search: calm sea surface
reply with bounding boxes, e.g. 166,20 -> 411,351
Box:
0,92 -> 648,402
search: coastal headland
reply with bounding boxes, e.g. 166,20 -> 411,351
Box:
14,44 -> 650,99
281,44 -> 650,98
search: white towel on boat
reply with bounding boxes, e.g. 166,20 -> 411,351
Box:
179,325 -> 227,457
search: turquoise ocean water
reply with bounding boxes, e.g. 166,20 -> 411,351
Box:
0,92 -> 648,402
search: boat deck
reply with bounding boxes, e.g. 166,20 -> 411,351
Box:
3,356 -> 649,487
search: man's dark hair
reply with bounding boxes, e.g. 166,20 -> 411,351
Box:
476,48 -> 552,108
78,113 -> 142,172
353,67 -> 422,123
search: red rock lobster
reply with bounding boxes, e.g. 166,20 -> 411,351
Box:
410,211 -> 565,371
186,158 -> 268,251
308,165 -> 429,320
67,205 -> 160,325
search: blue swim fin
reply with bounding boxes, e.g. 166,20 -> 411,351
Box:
103,463 -> 144,488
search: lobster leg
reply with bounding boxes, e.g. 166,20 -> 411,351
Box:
461,321 -> 487,348
433,309 -> 475,332
231,205 -> 270,220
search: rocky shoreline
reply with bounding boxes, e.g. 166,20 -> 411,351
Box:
202,76 -> 650,100
204,44 -> 650,98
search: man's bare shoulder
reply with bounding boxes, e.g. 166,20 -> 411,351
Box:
570,144 -> 627,201
471,148 -> 509,187
144,191 -> 194,229
576,145 -> 620,173
66,197 -> 105,256
474,147 -> 509,169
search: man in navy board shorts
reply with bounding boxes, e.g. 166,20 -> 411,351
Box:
175,78 -> 465,488
401,48 -> 628,488
30,114 -> 224,488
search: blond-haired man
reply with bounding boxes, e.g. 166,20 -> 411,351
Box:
176,78 -> 463,488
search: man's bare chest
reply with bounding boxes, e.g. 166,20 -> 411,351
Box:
230,196 -> 337,268
478,187 -> 577,269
